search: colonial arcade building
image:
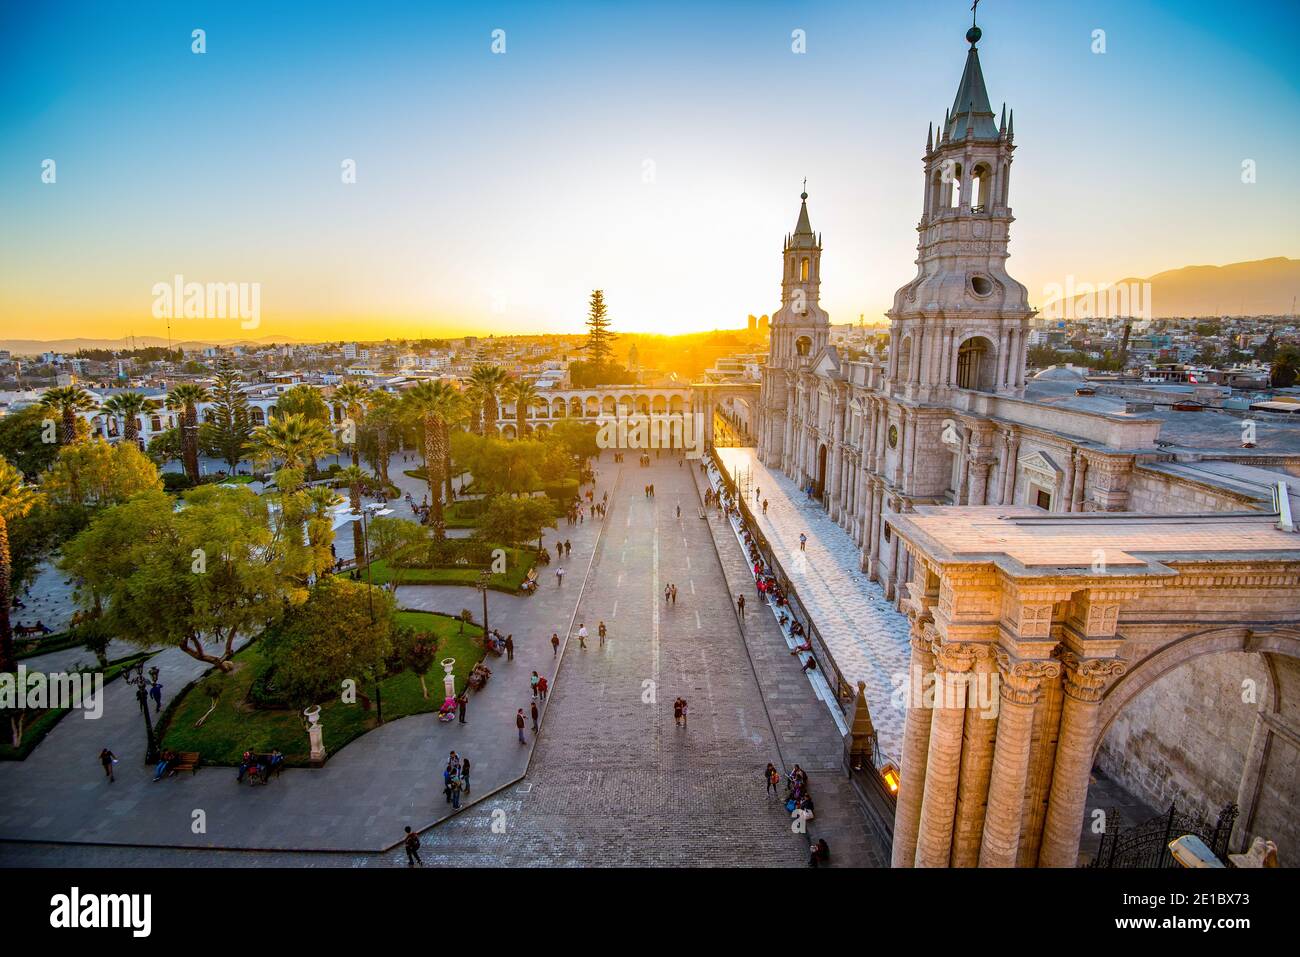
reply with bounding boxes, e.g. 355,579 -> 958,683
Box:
754,24 -> 1300,866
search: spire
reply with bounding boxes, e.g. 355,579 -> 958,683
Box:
926,122 -> 933,152
790,185 -> 816,247
1008,108 -> 1014,140
946,23 -> 999,141
999,102 -> 1007,136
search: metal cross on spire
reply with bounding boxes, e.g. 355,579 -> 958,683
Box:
971,0 -> 980,27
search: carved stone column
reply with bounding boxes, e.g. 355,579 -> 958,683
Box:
950,647 -> 998,866
1038,652 -> 1126,867
915,641 -> 977,867
978,650 -> 1061,867
892,620 -> 936,867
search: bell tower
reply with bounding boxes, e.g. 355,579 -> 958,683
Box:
770,187 -> 830,371
887,19 -> 1033,402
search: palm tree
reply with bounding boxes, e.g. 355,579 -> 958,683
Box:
469,364 -> 508,436
39,385 -> 97,444
331,381 -> 371,467
439,390 -> 467,506
99,392 -> 160,447
166,384 -> 212,483
0,457 -> 39,672
364,391 -> 400,486
249,412 -> 337,473
505,378 -> 540,439
401,380 -> 460,540
1271,347 -> 1300,389
336,465 -> 370,569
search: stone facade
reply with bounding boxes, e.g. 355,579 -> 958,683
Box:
751,22 -> 1300,867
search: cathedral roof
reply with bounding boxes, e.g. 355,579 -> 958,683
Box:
946,38 -> 1000,142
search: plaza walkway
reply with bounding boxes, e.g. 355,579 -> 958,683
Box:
714,447 -> 911,761
1,449 -> 885,866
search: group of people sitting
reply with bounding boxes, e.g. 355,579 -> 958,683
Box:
236,749 -> 284,785
766,762 -> 831,866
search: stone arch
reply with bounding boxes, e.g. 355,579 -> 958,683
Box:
636,395 -> 649,415
618,395 -> 634,417
971,162 -> 992,212
534,423 -> 550,436
602,395 -> 616,415
896,334 -> 914,381
584,396 -> 600,417
651,394 -> 666,414
669,395 -> 684,414
250,406 -> 266,425
795,335 -> 812,357
955,334 -> 997,392
1096,625 -> 1300,747
551,397 -> 566,418
501,423 -> 517,439
569,397 -> 582,418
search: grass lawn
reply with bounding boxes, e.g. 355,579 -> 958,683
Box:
16,630 -> 80,660
158,611 -> 484,767
359,550 -> 534,593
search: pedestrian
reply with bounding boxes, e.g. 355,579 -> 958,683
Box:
516,709 -> 527,744
450,773 -> 462,810
598,620 -> 607,646
443,764 -> 454,803
149,680 -> 163,712
457,690 -> 468,723
737,593 -> 746,617
99,748 -> 116,783
665,584 -> 672,604
504,633 -> 514,661
673,697 -> 683,727
551,632 -> 560,657
676,504 -> 681,519
670,583 -> 677,605
799,532 -> 807,551
565,540 -> 571,558
766,763 -> 780,795
577,623 -> 588,649
556,567 -> 565,586
461,756 -> 471,794
530,670 -> 540,697
680,697 -> 688,727
531,699 -> 539,733
763,499 -> 769,514
537,675 -> 548,700
403,826 -> 423,867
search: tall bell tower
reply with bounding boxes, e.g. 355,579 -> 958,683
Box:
759,188 -> 830,466
886,19 -> 1033,403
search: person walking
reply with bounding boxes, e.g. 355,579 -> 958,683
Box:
673,697 -> 683,727
737,593 -> 746,617
799,532 -> 807,552
530,671 -> 540,698
762,498 -> 769,514
403,826 -> 423,867
577,623 -> 588,649
537,675 -> 548,701
457,690 -> 468,724
676,504 -> 681,519
516,709 -> 527,744
555,567 -> 565,586
504,633 -> 514,661
551,632 -> 560,657
99,748 -> 116,784
149,679 -> 163,713
598,621 -> 607,646
766,763 -> 780,795
531,699 -> 539,734
664,583 -> 672,604
670,583 -> 677,605
461,756 -> 471,794
564,539 -> 571,558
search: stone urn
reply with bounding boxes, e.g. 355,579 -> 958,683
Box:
441,658 -> 456,699
303,705 -> 326,764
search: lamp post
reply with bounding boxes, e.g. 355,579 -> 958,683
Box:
125,661 -> 159,764
346,500 -> 393,723
475,570 -> 491,639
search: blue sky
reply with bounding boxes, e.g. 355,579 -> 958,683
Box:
1,0 -> 1297,341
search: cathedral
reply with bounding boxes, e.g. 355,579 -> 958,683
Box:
754,21 -> 1300,865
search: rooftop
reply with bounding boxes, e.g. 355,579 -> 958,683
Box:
890,506 -> 1300,577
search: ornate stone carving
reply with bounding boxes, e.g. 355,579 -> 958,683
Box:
1058,651 -> 1127,703
994,648 -> 1062,705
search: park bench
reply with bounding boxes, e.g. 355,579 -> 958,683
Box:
247,752 -> 285,785
171,751 -> 200,775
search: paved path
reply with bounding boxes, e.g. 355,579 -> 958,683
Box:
1,451 -> 884,866
714,448 -> 911,760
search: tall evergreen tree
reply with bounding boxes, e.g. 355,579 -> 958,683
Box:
204,354 -> 253,471
582,289 -> 616,367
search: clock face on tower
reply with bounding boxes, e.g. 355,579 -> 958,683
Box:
888,424 -> 899,449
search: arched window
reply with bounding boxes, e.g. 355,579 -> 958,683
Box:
795,336 -> 812,357
956,337 -> 995,391
800,258 -> 810,282
949,163 -> 962,208
971,164 -> 991,212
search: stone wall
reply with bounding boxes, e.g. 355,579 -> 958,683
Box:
1127,469 -> 1250,515
1096,651 -> 1269,833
